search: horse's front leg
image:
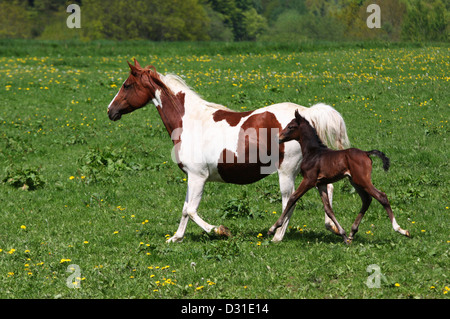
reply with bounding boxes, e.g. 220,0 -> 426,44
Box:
166,194 -> 190,243
167,175 -> 230,243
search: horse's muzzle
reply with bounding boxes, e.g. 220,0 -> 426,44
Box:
108,109 -> 122,121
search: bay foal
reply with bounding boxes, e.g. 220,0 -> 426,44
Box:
268,110 -> 410,243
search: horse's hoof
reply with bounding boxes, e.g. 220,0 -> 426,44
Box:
405,230 -> 411,237
166,236 -> 183,243
215,225 -> 231,237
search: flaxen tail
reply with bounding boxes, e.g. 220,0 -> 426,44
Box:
367,150 -> 390,171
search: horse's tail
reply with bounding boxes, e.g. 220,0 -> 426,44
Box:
367,150 -> 390,171
303,103 -> 350,150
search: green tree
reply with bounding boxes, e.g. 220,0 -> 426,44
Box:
0,0 -> 34,38
82,0 -> 209,41
207,0 -> 267,40
241,8 -> 268,40
204,4 -> 234,41
401,0 -> 449,41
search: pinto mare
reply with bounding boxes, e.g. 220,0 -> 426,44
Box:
107,60 -> 350,242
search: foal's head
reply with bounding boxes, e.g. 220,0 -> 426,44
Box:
108,59 -> 162,121
278,110 -> 305,144
279,110 -> 327,150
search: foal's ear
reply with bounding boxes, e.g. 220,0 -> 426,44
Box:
294,109 -> 302,123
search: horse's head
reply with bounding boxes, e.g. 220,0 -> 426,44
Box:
278,110 -> 304,144
108,59 -> 155,121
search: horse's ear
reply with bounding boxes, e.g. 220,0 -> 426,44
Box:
134,58 -> 141,69
127,60 -> 138,75
295,110 -> 302,122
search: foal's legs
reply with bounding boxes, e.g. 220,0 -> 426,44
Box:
325,184 -> 341,235
317,184 -> 349,243
348,183 -> 372,241
268,179 -> 315,240
364,184 -> 410,237
351,169 -> 410,238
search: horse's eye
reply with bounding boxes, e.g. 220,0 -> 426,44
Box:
123,83 -> 131,89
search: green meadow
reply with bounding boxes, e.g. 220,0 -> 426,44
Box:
0,40 -> 448,299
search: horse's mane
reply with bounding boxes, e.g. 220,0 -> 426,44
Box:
163,73 -> 230,111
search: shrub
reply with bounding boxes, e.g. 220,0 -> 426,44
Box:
2,165 -> 45,190
77,147 -> 142,183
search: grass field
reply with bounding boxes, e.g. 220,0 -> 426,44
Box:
0,40 -> 448,299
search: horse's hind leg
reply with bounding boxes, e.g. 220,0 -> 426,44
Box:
317,185 -> 349,244
348,182 -> 372,241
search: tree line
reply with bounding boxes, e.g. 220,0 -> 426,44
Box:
0,0 -> 448,42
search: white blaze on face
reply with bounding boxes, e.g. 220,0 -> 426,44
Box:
108,90 -> 120,111
108,80 -> 125,111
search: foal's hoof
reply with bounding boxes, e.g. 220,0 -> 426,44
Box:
325,223 -> 341,236
343,236 -> 352,245
215,225 -> 231,237
397,227 -> 411,238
